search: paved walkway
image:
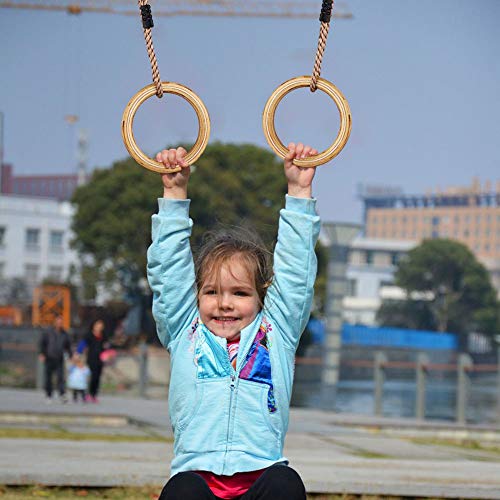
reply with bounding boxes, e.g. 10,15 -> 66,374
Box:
1,388 -> 500,498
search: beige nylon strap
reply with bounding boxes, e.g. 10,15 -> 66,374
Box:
138,0 -> 163,98
310,21 -> 331,93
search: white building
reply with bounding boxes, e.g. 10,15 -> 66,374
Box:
343,237 -> 417,326
0,194 -> 79,293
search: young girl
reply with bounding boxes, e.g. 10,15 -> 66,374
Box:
147,143 -> 320,500
67,353 -> 90,403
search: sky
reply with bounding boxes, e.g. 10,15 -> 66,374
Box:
1,0 -> 499,223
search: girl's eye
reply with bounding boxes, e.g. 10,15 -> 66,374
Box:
235,291 -> 249,297
205,290 -> 217,295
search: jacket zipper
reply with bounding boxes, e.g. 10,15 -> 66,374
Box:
222,372 -> 236,473
221,333 -> 255,473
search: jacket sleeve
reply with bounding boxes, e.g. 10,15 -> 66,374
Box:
265,195 -> 320,351
146,198 -> 198,348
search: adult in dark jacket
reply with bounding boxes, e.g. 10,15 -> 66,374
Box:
39,315 -> 72,402
81,319 -> 107,402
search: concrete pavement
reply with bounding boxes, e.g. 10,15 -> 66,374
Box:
1,388 -> 500,498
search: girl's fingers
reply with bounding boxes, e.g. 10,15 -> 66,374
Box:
311,149 -> 318,156
295,143 -> 304,159
167,148 -> 177,166
285,142 -> 296,161
302,145 -> 312,158
177,147 -> 188,167
157,148 -> 188,167
160,149 -> 170,167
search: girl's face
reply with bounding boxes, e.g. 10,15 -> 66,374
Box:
198,257 -> 260,342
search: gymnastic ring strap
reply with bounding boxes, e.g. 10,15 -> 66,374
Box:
138,0 -> 163,98
311,0 -> 334,93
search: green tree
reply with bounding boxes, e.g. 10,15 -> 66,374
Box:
72,142 -> 326,307
377,239 -> 500,336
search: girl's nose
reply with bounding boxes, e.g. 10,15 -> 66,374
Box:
219,293 -> 233,310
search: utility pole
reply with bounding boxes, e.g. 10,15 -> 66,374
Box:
0,111 -> 4,193
321,222 -> 362,408
77,129 -> 88,186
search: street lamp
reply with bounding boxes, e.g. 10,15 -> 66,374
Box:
495,334 -> 500,425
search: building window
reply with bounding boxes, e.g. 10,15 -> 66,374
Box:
391,252 -> 400,266
347,279 -> 357,297
0,226 -> 5,247
48,265 -> 64,282
24,264 -> 40,287
366,251 -> 374,264
50,231 -> 64,251
380,280 -> 394,288
25,228 -> 40,250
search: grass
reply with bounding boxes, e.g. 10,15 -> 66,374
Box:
0,427 -> 172,443
410,437 -> 500,456
0,487 -> 458,499
0,486 -> 160,499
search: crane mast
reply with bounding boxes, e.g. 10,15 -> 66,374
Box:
0,0 -> 352,18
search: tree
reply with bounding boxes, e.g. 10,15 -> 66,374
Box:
377,299 -> 436,331
72,142 -> 326,307
377,239 -> 500,336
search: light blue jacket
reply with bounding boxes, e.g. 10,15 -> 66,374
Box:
147,195 -> 320,477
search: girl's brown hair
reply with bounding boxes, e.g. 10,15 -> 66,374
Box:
195,228 -> 273,308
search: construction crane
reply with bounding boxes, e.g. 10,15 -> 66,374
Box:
0,0 -> 352,18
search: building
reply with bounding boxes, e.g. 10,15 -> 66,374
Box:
1,163 -> 83,201
0,194 -> 79,294
360,179 -> 500,296
343,236 -> 416,325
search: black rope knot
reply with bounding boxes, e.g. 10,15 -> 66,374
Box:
319,0 -> 333,23
140,4 -> 154,29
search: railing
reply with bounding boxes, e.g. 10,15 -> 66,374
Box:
342,352 -> 499,424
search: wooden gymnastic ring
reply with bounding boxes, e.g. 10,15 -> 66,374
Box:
121,82 -> 210,174
262,76 -> 351,168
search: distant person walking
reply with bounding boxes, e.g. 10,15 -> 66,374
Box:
38,315 -> 72,403
78,319 -> 107,403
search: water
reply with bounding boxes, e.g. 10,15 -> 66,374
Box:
292,375 -> 499,424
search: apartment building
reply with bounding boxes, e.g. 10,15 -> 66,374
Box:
361,179 -> 500,296
0,194 -> 79,293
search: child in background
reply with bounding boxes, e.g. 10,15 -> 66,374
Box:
67,354 -> 90,403
148,142 -> 320,499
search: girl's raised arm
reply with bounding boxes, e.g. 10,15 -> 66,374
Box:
147,148 -> 198,347
265,143 -> 321,350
